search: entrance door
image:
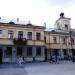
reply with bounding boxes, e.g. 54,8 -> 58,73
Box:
0,48 -> 2,64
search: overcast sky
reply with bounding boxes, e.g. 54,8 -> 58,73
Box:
0,0 -> 75,28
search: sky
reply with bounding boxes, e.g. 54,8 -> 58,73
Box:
0,0 -> 75,28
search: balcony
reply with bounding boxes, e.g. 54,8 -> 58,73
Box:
13,38 -> 27,45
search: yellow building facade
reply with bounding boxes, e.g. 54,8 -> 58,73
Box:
0,13 -> 75,63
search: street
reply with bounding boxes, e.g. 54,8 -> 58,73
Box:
0,61 -> 75,75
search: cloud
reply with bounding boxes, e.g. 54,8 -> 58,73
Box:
0,0 -> 75,28
47,0 -> 75,8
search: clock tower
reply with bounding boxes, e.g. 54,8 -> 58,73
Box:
54,12 -> 71,31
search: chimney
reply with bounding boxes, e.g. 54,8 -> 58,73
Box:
29,20 -> 31,24
43,22 -> 46,28
17,18 -> 19,21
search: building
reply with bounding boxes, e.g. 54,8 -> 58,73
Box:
0,13 -> 75,63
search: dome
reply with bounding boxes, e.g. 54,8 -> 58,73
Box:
9,21 -> 15,24
26,23 -> 32,26
60,12 -> 64,17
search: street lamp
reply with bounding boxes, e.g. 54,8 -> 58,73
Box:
69,31 -> 75,62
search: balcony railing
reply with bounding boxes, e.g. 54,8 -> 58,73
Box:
13,38 -> 27,45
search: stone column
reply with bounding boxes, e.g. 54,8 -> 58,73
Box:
41,47 -> 45,61
2,46 -> 7,62
2,46 -> 7,58
68,49 -> 72,57
12,46 -> 17,62
23,46 -> 27,57
32,46 -> 36,61
41,47 -> 45,57
59,49 -> 64,59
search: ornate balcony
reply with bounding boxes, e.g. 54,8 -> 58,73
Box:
13,38 -> 27,45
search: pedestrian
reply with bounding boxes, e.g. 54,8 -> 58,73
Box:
22,56 -> 24,63
18,57 -> 23,66
51,55 -> 56,63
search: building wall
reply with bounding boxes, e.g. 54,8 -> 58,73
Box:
0,13 -> 75,63
0,25 -> 44,46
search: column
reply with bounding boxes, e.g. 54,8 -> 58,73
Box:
68,49 -> 72,57
2,46 -> 7,58
41,47 -> 45,57
12,46 -> 17,62
23,46 -> 27,57
2,46 -> 7,62
41,47 -> 45,61
32,46 -> 36,61
59,49 -> 64,59
47,49 -> 50,60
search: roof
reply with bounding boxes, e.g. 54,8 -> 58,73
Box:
44,28 -> 69,34
0,19 -> 27,25
0,19 -> 45,29
55,17 -> 71,23
44,28 -> 56,32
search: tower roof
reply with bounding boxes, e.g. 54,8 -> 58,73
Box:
60,12 -> 64,17
55,13 -> 71,23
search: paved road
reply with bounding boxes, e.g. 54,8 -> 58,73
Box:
0,64 -> 28,75
0,61 -> 75,75
0,68 -> 28,75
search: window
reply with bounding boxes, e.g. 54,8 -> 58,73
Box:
6,47 -> 12,56
57,23 -> 61,30
71,38 -> 74,45
0,30 -> 2,38
36,47 -> 41,56
8,30 -> 13,39
28,32 -> 32,40
27,47 -> 32,56
18,31 -> 23,39
62,37 -> 66,44
36,33 -> 41,40
44,36 -> 46,43
53,37 -> 57,43
65,24 -> 68,30
17,47 -> 22,56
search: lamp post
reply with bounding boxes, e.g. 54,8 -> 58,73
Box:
69,31 -> 75,62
